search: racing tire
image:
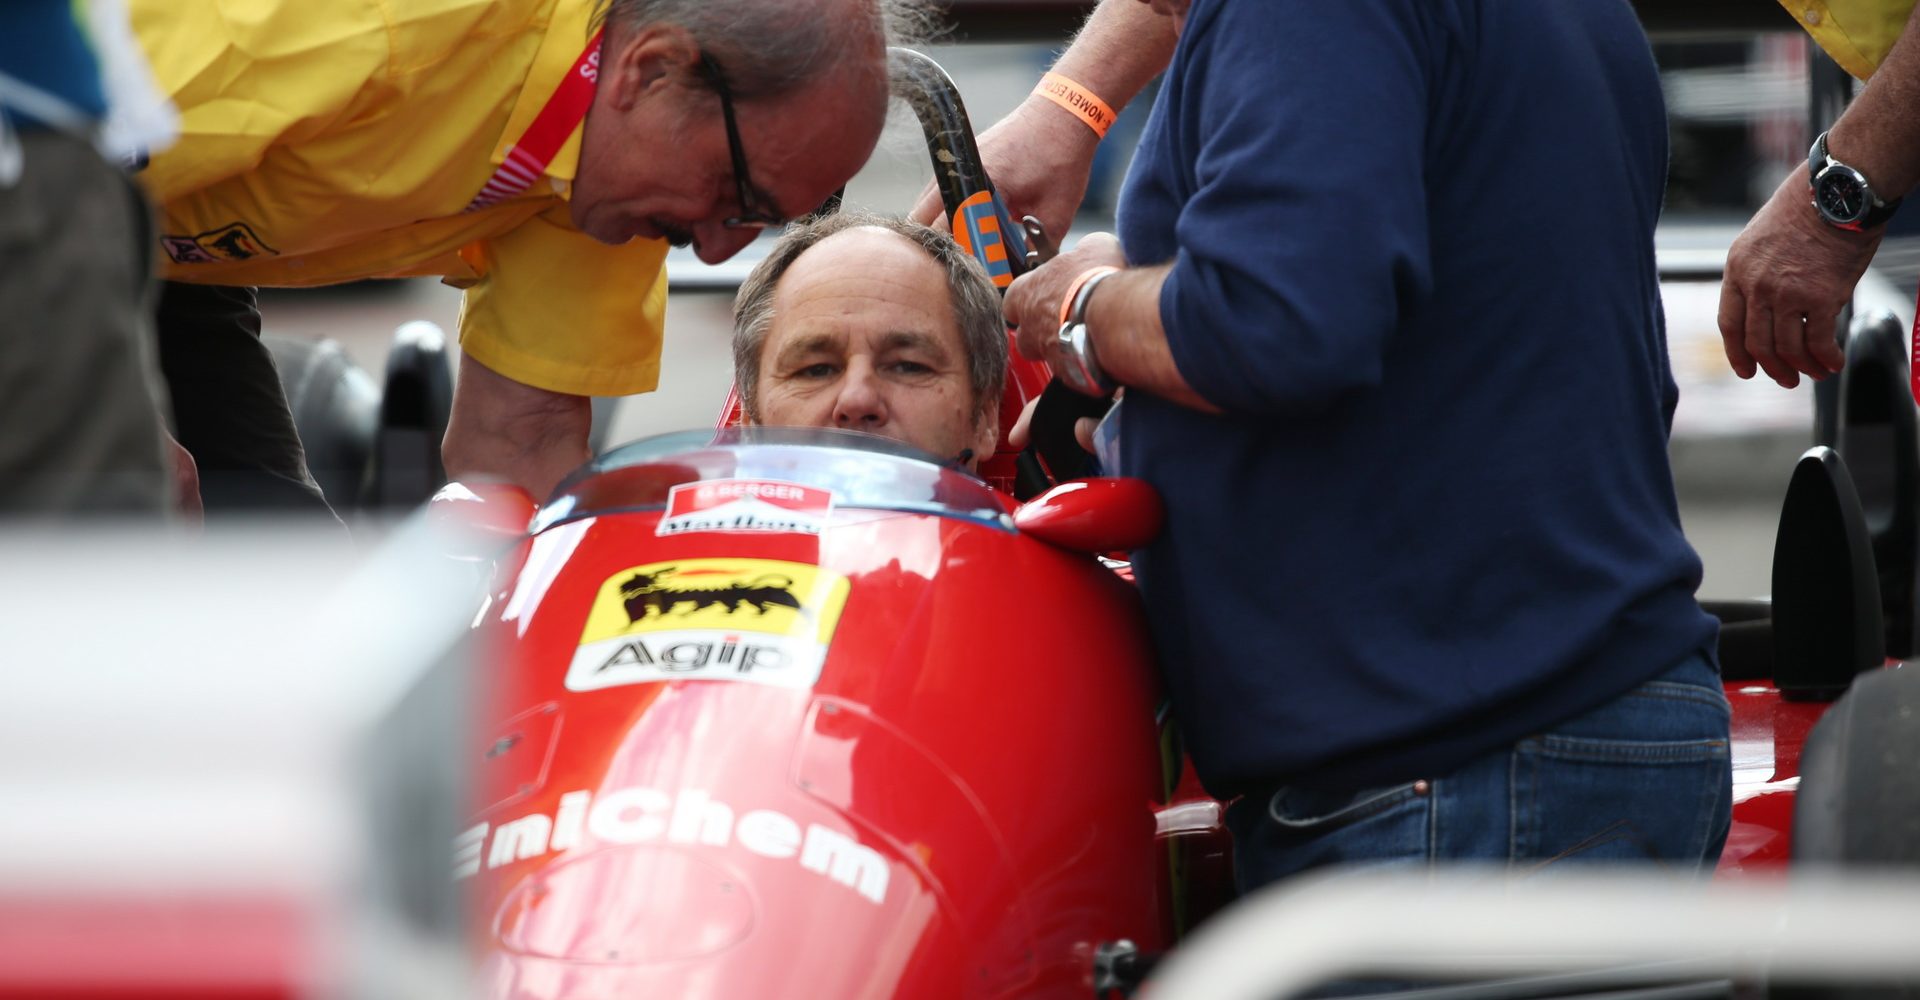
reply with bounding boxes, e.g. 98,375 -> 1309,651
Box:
1793,665 -> 1920,865
263,334 -> 379,515
1834,310 -> 1920,659
366,321 -> 453,510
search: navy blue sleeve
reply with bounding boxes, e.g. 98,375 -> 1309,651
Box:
1156,2 -> 1437,415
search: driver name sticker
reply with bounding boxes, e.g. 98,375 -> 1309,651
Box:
657,478 -> 834,536
567,558 -> 850,692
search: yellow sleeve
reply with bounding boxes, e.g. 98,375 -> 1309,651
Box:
455,205 -> 671,397
1779,0 -> 1917,80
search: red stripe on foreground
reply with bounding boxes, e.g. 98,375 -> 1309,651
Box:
0,896 -> 314,1000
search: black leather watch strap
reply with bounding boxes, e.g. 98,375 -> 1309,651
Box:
1809,131 -> 1903,231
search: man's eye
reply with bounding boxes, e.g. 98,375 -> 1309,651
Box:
886,360 -> 934,376
796,363 -> 839,379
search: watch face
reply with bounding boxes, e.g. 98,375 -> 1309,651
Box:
1817,168 -> 1868,222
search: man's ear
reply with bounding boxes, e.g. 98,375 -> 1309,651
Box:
599,23 -> 703,112
969,401 -> 1003,462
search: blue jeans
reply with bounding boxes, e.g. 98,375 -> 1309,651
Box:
1227,651 -> 1732,892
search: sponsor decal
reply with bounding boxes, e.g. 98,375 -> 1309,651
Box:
949,191 -> 1013,288
567,558 -> 849,692
160,222 -> 278,264
657,478 -> 834,536
455,786 -> 890,904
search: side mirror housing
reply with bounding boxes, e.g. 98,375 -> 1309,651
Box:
427,481 -> 535,559
1013,477 -> 1163,554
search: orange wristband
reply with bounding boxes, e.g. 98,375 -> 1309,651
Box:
1034,72 -> 1117,139
1058,265 -> 1122,327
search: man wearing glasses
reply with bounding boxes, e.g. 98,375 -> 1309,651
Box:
134,0 -> 923,515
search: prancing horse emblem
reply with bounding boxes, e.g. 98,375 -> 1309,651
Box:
618,566 -> 804,622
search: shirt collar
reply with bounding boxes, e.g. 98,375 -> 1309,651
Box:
490,1 -> 598,186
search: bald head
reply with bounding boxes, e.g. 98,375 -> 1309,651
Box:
595,0 -> 931,97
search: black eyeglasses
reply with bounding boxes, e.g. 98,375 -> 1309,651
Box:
697,51 -> 788,230
697,51 -> 845,230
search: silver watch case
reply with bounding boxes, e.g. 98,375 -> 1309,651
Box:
1054,321 -> 1116,397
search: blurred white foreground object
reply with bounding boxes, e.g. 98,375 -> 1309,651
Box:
0,514 -> 489,999
1146,867 -> 1920,1000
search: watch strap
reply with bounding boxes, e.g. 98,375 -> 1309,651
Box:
1055,269 -> 1120,396
1809,130 -> 1904,230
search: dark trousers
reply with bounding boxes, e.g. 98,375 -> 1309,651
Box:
154,281 -> 339,520
0,129 -> 168,515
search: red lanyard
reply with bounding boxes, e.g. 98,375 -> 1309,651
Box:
1911,289 -> 1919,407
466,29 -> 604,211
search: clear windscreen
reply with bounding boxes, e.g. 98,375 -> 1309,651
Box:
531,427 -> 1014,534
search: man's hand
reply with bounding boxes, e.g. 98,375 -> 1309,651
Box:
908,0 -> 1177,239
1005,233 -> 1128,364
164,432 -> 203,525
443,354 -> 593,500
908,95 -> 1101,241
1008,394 -> 1099,454
1718,164 -> 1884,388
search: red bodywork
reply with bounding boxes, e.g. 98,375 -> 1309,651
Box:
451,414 -> 1839,1000
1719,681 -> 1829,871
463,437 -> 1173,998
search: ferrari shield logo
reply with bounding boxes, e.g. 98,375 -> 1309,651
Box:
567,558 -> 850,692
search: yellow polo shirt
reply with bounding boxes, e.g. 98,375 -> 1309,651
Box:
131,0 -> 669,397
1777,0 -> 1916,79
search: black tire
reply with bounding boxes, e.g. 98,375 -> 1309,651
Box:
263,335 -> 379,515
1793,665 -> 1920,865
366,321 -> 453,510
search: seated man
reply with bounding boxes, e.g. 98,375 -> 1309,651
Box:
731,213 -> 1007,469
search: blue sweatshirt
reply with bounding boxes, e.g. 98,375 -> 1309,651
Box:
1116,0 -> 1719,795
0,0 -> 107,129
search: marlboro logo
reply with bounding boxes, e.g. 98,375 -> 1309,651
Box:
657,479 -> 834,536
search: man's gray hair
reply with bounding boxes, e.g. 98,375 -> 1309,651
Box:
733,212 -> 1008,430
593,0 -> 938,97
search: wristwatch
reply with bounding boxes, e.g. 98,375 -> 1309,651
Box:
1054,270 -> 1119,397
1808,131 -> 1902,232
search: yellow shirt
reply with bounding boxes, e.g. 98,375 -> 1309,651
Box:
131,0 -> 669,397
1777,0 -> 1916,79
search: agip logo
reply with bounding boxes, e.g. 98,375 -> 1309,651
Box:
566,558 -> 850,692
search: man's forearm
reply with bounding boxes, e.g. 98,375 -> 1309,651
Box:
1049,0 -> 1179,114
1085,264 -> 1219,414
1827,7 -> 1920,196
444,353 -> 592,499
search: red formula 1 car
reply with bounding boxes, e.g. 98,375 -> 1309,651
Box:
455,429 -> 1182,998
444,46 -> 1920,1000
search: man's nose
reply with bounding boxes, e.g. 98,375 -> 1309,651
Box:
691,223 -> 760,265
831,365 -> 887,430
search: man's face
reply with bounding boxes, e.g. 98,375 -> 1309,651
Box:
752,228 -> 1000,465
571,26 -> 886,265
